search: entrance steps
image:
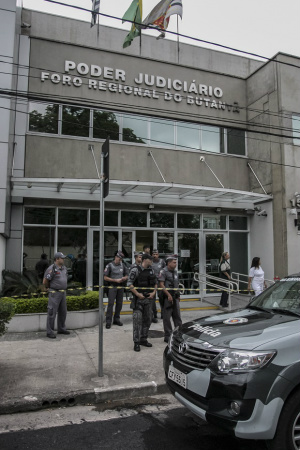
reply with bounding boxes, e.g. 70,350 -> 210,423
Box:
103,292 -> 251,316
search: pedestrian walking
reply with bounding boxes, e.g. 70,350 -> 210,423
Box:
219,251 -> 231,307
151,249 -> 166,321
248,257 -> 267,296
158,254 -> 182,343
128,253 -> 157,352
35,253 -> 49,282
43,252 -> 70,339
104,250 -> 128,329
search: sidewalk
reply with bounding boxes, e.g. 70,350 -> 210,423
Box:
0,295 -> 249,415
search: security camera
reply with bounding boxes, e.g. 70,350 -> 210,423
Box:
254,206 -> 262,212
199,156 -> 205,162
257,210 -> 267,216
21,22 -> 31,28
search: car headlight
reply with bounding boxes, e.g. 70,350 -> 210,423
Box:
211,349 -> 276,374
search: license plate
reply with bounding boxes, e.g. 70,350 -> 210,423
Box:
168,365 -> 187,389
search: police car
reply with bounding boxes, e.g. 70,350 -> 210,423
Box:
163,274 -> 300,450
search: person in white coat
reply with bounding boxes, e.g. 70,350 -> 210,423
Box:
248,257 -> 267,296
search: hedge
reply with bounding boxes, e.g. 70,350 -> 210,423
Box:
0,291 -> 100,314
0,301 -> 15,336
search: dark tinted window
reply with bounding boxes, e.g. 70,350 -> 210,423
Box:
29,103 -> 59,134
24,208 -> 55,225
227,129 -> 246,156
62,106 -> 89,137
58,209 -> 87,225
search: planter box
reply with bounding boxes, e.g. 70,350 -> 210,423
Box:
6,308 -> 105,333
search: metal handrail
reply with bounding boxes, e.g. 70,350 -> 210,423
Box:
194,272 -> 239,310
231,272 -> 275,293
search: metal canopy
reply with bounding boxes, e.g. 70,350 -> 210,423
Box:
11,178 -> 272,209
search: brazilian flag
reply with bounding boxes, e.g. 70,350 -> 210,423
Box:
122,0 -> 143,48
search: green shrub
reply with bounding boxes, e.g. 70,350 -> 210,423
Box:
0,301 -> 15,336
0,291 -> 100,314
1,270 -> 85,298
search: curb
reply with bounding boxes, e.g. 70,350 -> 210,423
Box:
0,381 -> 169,415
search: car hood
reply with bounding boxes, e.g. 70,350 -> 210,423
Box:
180,308 -> 300,350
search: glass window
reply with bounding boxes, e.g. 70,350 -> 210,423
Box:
23,227 -> 55,270
150,213 -> 174,228
177,214 -> 200,229
104,231 -> 119,259
122,114 -> 147,144
93,110 -> 120,141
178,233 -> 199,283
202,125 -> 220,153
58,209 -> 87,226
229,232 -> 248,275
177,122 -> 200,150
58,228 -> 87,263
121,211 -> 147,227
157,232 -> 174,255
90,210 -> 118,227
227,129 -> 246,156
292,115 -> 300,145
229,216 -> 248,230
24,207 -> 55,225
203,215 -> 226,229
62,106 -> 89,137
28,102 -> 59,134
150,118 -> 175,148
122,232 -> 132,261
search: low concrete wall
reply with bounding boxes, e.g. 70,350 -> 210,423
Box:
7,309 -> 101,333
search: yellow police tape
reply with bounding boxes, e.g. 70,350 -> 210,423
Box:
1,285 -> 254,299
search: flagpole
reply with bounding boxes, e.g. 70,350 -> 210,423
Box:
177,15 -> 180,64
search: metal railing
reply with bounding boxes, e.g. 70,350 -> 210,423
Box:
231,272 -> 275,294
194,272 -> 239,311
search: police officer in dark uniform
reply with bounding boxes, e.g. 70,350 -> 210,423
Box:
43,252 -> 70,339
152,249 -> 166,320
158,254 -> 182,343
104,250 -> 128,329
130,251 -> 143,270
128,253 -> 157,352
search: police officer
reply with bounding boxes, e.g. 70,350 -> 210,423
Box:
151,249 -> 166,321
43,252 -> 70,339
128,253 -> 157,352
158,254 -> 182,343
104,250 -> 128,329
130,251 -> 143,270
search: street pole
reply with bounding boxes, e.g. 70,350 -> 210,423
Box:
98,151 -> 105,377
89,144 -> 105,377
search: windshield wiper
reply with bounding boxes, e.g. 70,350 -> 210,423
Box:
248,305 -> 271,313
271,308 -> 300,317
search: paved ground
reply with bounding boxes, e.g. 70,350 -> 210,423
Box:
0,294 -> 250,415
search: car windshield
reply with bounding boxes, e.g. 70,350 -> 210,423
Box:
250,277 -> 300,315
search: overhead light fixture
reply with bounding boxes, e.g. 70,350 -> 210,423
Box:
148,204 -> 155,210
215,208 -> 221,213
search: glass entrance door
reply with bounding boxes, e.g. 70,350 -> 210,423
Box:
205,234 -> 225,294
178,233 -> 199,296
92,230 -> 119,290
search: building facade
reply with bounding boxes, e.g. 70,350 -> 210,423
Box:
1,2 -> 300,293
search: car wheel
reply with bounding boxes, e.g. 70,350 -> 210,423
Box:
266,389 -> 300,450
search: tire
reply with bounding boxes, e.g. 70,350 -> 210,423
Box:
266,389 -> 300,450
